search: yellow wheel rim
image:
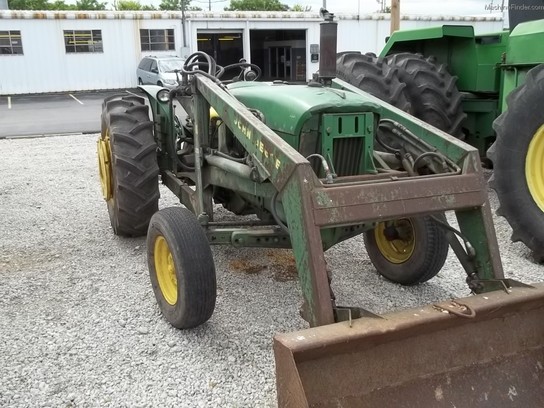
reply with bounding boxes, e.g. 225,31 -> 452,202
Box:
374,219 -> 415,264
526,124 -> 544,212
154,236 -> 178,305
97,131 -> 113,201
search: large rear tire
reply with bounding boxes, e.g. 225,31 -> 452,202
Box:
99,95 -> 159,236
364,217 -> 449,285
336,52 -> 411,112
387,53 -> 466,139
147,207 -> 217,329
488,64 -> 544,262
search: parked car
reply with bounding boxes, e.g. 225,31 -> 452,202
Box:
137,55 -> 185,88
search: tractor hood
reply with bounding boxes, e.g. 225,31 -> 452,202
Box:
228,81 -> 380,137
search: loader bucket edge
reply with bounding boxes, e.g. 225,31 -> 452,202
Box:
274,283 -> 544,407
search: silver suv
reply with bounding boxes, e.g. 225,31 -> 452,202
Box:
137,55 -> 184,88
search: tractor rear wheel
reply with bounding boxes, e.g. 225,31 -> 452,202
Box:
488,64 -> 544,262
336,52 -> 411,112
147,207 -> 217,329
99,94 -> 159,236
364,217 -> 449,285
387,53 -> 466,139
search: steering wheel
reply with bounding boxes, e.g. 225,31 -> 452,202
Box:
218,60 -> 262,82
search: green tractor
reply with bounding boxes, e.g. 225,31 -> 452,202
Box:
337,2 -> 544,261
97,11 -> 544,407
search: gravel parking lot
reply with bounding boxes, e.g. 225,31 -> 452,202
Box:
0,134 -> 542,407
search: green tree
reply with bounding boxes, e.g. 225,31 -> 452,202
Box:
376,0 -> 390,13
159,0 -> 201,10
75,0 -> 106,9
8,0 -> 49,9
290,4 -> 311,11
115,0 -> 142,9
141,3 -> 156,9
49,0 -> 76,9
225,0 -> 288,11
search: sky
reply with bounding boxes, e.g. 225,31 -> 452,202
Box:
189,0 -> 505,16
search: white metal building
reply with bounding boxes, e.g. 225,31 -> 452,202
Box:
0,10 -> 503,95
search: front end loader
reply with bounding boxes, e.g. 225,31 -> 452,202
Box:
97,12 -> 544,407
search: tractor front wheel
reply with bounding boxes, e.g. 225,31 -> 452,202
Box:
147,207 -> 217,329
488,64 -> 544,262
364,216 -> 449,285
99,94 -> 159,236
337,54 -> 450,283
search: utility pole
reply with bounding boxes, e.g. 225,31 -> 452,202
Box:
181,0 -> 187,47
390,0 -> 400,33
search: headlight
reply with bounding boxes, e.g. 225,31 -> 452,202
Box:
157,89 -> 170,103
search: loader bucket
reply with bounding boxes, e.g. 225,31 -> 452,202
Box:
274,283 -> 544,407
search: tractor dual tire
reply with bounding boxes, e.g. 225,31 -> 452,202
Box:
364,216 -> 449,285
387,53 -> 466,139
147,207 -> 217,329
488,64 -> 544,262
99,94 -> 159,237
336,52 -> 412,112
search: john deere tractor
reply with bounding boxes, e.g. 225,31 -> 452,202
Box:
97,11 -> 544,408
336,1 -> 544,261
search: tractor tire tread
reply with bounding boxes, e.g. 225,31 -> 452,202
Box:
101,95 -> 159,237
336,52 -> 412,112
488,64 -> 544,262
387,53 -> 466,139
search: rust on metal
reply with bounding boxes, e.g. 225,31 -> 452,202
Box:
275,284 -> 544,407
312,173 -> 486,227
282,165 -> 336,327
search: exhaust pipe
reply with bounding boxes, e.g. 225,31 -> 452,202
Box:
318,9 -> 337,83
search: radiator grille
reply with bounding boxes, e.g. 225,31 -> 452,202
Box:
333,137 -> 364,177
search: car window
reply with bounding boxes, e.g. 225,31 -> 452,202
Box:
150,60 -> 158,72
158,59 -> 184,73
138,58 -> 152,71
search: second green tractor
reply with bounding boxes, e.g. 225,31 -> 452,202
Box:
337,11 -> 544,262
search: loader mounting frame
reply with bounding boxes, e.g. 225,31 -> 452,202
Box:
142,71 -> 503,328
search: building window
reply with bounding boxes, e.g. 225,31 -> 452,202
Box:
0,31 -> 23,55
140,29 -> 175,51
64,30 -> 103,53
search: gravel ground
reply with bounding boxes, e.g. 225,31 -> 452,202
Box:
0,134 -> 542,407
